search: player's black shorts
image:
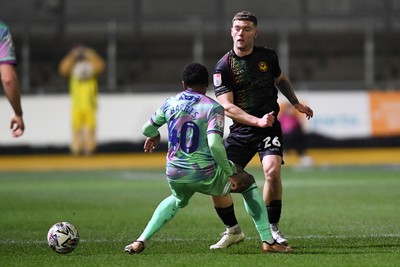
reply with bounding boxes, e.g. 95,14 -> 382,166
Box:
224,123 -> 283,168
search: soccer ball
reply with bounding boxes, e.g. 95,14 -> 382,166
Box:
47,222 -> 80,254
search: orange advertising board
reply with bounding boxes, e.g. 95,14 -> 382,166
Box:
369,91 -> 400,136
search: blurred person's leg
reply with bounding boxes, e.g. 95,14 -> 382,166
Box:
85,128 -> 96,156
71,130 -> 83,155
71,110 -> 84,155
83,109 -> 96,156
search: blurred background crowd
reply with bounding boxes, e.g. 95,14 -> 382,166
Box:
1,0 -> 400,93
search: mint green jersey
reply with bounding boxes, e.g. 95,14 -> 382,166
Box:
149,90 -> 225,182
0,21 -> 16,65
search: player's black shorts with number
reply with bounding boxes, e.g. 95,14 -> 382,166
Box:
224,122 -> 283,169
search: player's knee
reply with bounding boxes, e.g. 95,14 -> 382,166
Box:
264,167 -> 280,183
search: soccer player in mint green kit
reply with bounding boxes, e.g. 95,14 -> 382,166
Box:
124,63 -> 292,254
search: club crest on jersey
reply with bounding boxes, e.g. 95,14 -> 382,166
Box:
258,61 -> 268,72
213,73 -> 222,87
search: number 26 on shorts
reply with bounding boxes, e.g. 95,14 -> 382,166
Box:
262,136 -> 281,149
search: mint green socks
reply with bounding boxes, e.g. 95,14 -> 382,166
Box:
138,195 -> 179,242
242,184 -> 274,243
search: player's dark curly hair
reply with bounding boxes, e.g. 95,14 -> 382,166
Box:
181,63 -> 209,87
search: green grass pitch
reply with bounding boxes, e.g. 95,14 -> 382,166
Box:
1,165 -> 399,266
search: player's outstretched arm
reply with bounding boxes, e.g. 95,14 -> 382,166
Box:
274,72 -> 299,106
275,72 -> 313,120
142,121 -> 160,153
217,92 -> 273,128
207,133 -> 234,177
0,64 -> 24,137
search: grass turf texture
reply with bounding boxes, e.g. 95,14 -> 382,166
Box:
0,166 -> 399,266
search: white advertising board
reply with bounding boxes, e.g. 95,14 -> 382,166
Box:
0,91 -> 375,146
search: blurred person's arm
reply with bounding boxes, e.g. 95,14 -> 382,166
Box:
0,63 -> 24,137
59,49 -> 78,78
85,48 -> 105,76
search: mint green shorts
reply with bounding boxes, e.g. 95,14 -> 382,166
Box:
168,164 -> 234,208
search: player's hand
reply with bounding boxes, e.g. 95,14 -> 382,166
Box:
257,111 -> 275,128
10,115 -> 24,138
294,103 -> 314,120
143,134 -> 160,153
228,176 -> 238,191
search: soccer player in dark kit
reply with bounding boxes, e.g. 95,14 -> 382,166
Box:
209,11 -> 314,249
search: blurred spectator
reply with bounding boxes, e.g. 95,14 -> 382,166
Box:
0,21 -> 25,137
279,102 -> 313,167
59,46 -> 105,156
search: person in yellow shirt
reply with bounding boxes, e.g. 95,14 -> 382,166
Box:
59,46 -> 105,156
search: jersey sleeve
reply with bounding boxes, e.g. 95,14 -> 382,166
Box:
213,53 -> 232,97
206,103 -> 234,176
266,48 -> 282,78
0,23 -> 17,65
142,99 -> 168,137
207,104 -> 225,136
150,99 -> 169,127
142,121 -> 160,138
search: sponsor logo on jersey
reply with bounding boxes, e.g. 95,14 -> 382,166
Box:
258,61 -> 268,72
213,73 -> 222,87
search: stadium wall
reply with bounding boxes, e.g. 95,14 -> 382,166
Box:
0,91 -> 399,153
